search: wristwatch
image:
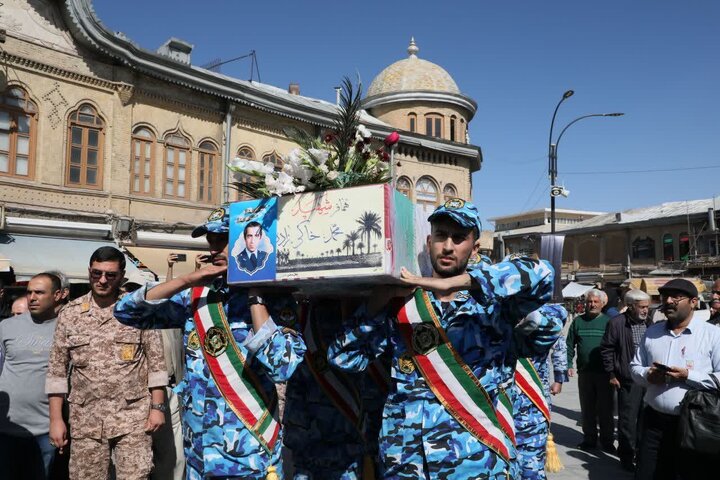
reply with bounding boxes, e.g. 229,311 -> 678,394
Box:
151,403 -> 168,413
248,295 -> 265,306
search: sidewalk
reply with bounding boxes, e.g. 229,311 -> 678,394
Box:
547,377 -> 634,480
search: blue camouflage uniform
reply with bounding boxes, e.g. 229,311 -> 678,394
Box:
284,300 -> 384,480
114,207 -> 306,479
327,199 -> 563,480
513,311 -> 568,480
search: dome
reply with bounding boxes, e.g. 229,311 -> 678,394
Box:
366,38 -> 460,98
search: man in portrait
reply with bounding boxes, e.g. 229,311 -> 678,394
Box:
236,221 -> 269,275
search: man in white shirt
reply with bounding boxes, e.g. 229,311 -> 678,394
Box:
630,279 -> 720,480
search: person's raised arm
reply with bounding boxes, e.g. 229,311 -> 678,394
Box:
145,264 -> 227,301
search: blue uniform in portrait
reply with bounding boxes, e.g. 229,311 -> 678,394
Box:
327,257 -> 563,480
114,280 -> 306,480
237,248 -> 269,274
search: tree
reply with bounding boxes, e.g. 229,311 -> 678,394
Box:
356,211 -> 382,252
336,248 -> 342,256
357,242 -> 365,255
343,238 -> 351,256
347,230 -> 360,256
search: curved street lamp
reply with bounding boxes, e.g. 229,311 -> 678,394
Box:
548,91 -> 623,232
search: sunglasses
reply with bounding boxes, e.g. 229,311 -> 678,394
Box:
89,269 -> 121,281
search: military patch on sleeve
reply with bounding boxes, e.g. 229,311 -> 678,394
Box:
187,330 -> 200,350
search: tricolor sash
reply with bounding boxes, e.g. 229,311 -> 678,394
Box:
396,289 -> 515,462
515,357 -> 551,423
191,286 -> 280,453
300,304 -> 365,440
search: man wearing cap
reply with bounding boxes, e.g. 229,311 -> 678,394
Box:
630,278 -> 720,480
328,198 -> 563,479
114,206 -> 307,480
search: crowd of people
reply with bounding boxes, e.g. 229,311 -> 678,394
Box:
0,197 -> 718,480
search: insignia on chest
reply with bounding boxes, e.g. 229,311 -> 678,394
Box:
81,303 -> 90,313
398,352 -> 416,374
204,326 -> 229,357
412,323 -> 441,355
119,344 -> 136,361
455,292 -> 470,301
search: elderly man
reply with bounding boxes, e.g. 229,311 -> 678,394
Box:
631,279 -> 720,480
10,296 -> 29,316
708,278 -> 720,325
114,206 -> 306,479
566,289 -> 615,452
47,247 -> 168,480
328,198 -> 563,479
600,289 -> 652,471
0,273 -> 63,479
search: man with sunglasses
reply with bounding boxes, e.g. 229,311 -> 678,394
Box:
46,246 -> 167,479
630,278 -> 720,480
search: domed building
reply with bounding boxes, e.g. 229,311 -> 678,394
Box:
364,39 -> 481,208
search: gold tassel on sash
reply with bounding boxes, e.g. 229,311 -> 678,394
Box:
266,465 -> 279,480
545,432 -> 564,473
362,454 -> 376,480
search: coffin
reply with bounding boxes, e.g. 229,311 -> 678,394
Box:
227,184 -> 419,291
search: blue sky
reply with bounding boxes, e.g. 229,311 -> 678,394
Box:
94,0 -> 720,226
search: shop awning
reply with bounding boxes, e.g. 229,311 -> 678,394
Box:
562,281 -> 594,299
126,246 -> 209,281
640,277 -> 706,296
0,233 -> 147,283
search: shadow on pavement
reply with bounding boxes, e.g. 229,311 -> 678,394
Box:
565,449 -> 633,480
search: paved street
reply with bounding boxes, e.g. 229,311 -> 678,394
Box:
548,377 -> 634,480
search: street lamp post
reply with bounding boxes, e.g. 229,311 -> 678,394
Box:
548,90 -> 623,232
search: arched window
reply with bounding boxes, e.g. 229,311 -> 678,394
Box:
396,176 -> 412,198
163,132 -> 191,199
443,183 -> 457,202
425,113 -> 443,139
450,116 -> 457,142
262,151 -> 283,169
237,145 -> 256,160
197,140 -> 220,203
66,104 -> 104,188
0,87 -> 37,179
679,232 -> 690,260
130,127 -> 155,195
663,233 -> 674,261
235,145 -> 256,200
415,176 -> 439,205
408,113 -> 417,133
631,237 -> 655,260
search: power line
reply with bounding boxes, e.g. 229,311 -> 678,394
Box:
562,165 -> 720,175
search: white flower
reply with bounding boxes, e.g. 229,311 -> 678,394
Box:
327,170 -> 339,181
308,148 -> 330,166
319,164 -> 329,173
377,161 -> 389,171
284,148 -> 304,167
358,124 -> 372,139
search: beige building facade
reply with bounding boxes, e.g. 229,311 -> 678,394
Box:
0,0 -> 481,282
